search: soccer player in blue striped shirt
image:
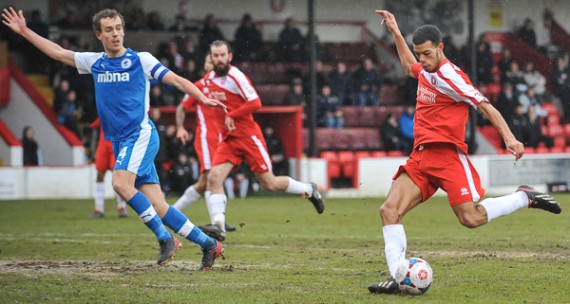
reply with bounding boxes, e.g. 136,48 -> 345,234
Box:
2,7 -> 227,270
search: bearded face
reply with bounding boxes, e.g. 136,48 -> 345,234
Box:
214,61 -> 230,76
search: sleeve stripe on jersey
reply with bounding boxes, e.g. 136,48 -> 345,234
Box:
156,68 -> 170,81
150,63 -> 161,76
436,66 -> 486,106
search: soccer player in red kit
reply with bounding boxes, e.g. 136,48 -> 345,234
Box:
172,54 -> 238,233
202,40 -> 324,241
369,10 -> 561,294
90,118 -> 127,218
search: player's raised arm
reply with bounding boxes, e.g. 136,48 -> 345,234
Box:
375,10 -> 417,77
478,102 -> 524,160
2,7 -> 75,67
162,71 -> 227,112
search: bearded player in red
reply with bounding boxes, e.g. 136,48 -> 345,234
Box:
89,118 -> 127,218
368,10 -> 561,294
200,40 -> 324,241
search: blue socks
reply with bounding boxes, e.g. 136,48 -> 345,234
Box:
162,206 -> 216,250
127,191 -> 171,241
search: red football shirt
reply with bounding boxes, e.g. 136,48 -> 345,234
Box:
411,59 -> 488,153
202,65 -> 263,139
180,78 -> 224,143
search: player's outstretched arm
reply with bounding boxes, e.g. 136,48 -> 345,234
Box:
375,10 -> 416,77
162,71 -> 227,112
175,104 -> 190,145
376,10 -> 417,78
478,102 -> 524,160
2,7 -> 75,67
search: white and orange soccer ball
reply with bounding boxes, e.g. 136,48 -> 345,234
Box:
394,257 -> 433,295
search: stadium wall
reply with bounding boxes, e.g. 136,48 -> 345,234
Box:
1,155 -> 568,200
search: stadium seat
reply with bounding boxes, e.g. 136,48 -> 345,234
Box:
371,150 -> 387,158
338,151 -> 355,178
349,128 -> 367,150
379,84 -> 402,105
535,146 -> 550,154
335,129 -> 352,150
541,103 -> 558,116
355,150 -> 371,159
548,114 -> 561,126
320,151 -> 341,179
316,129 -> 337,151
362,128 -> 382,150
256,84 -> 290,105
341,106 -> 360,127
565,124 -> 570,137
359,107 -> 377,127
524,147 -> 536,154
553,136 -> 567,147
387,150 -> 405,157
548,124 -> 564,137
550,146 -> 565,153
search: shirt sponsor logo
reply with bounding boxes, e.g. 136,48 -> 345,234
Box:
209,91 -> 227,101
418,85 -> 437,104
97,71 -> 130,83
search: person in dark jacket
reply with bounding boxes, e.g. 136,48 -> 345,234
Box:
22,125 -> 42,166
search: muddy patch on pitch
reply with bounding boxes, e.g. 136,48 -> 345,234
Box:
0,260 -> 200,276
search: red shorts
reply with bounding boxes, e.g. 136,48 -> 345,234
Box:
94,139 -> 115,172
394,142 -> 485,206
194,130 -> 220,173
213,135 -> 271,174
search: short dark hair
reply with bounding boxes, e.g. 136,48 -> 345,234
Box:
92,9 -> 125,32
412,25 -> 442,45
210,40 -> 232,53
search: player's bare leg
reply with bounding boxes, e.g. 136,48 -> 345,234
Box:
255,171 -> 324,214
370,173 -> 422,294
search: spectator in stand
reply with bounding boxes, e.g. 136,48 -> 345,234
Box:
504,61 -> 527,93
398,106 -> 415,155
498,48 -> 513,81
277,18 -> 305,62
165,41 -> 185,74
283,78 -> 308,127
146,11 -> 165,31
169,14 -> 195,32
518,86 -> 547,117
522,61 -> 546,98
224,163 -> 251,200
552,55 -> 570,120
126,7 -> 146,30
380,113 -> 409,154
328,61 -> 353,106
53,79 -> 70,114
475,40 -> 493,85
199,14 -> 224,54
150,107 -> 170,194
317,84 -> 344,128
22,125 -> 43,166
149,85 -> 167,107
57,90 -> 83,140
517,18 -> 538,49
181,39 -> 200,65
352,57 -> 381,106
302,59 -> 327,95
263,126 -> 289,176
496,82 -> 518,123
527,105 -> 553,149
170,152 -> 195,195
233,14 -> 263,62
509,103 -> 531,146
180,58 -> 202,83
26,10 -> 49,73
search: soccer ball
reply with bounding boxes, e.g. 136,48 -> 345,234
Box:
394,257 -> 433,295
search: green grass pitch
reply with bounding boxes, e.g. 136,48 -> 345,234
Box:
0,194 -> 568,303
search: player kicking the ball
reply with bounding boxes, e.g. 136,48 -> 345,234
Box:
369,10 -> 562,294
